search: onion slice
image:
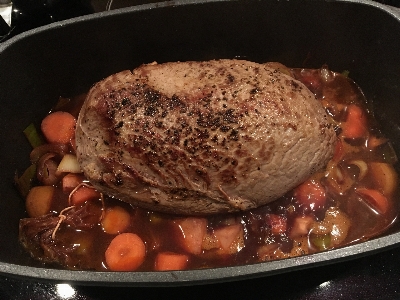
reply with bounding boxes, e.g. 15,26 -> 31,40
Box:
348,160 -> 368,181
57,154 -> 81,173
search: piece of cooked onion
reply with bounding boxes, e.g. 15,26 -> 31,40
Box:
57,154 -> 81,173
348,160 -> 368,181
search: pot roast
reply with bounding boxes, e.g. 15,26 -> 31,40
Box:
75,59 -> 336,215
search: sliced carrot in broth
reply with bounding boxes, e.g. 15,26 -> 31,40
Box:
101,206 -> 131,234
341,104 -> 367,139
105,233 -> 146,271
70,185 -> 101,206
356,188 -> 389,215
41,111 -> 76,144
154,252 -> 189,271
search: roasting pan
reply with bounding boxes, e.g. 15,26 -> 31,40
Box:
0,0 -> 400,287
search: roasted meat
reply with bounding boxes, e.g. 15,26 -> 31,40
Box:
75,59 -> 336,215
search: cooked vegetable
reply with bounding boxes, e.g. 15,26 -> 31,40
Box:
29,143 -> 68,164
341,70 -> 350,78
105,233 -> 146,271
289,216 -> 314,238
23,123 -> 45,148
174,217 -> 207,255
101,206 -> 131,234
367,135 -> 387,149
36,153 -> 63,185
294,179 -> 326,210
213,223 -> 244,254
57,154 -> 80,173
348,160 -> 368,181
356,188 -> 389,214
15,164 -> 37,198
267,214 -> 287,235
73,235 -> 93,256
69,184 -> 101,206
333,139 -> 344,162
325,163 -> 355,195
41,111 -> 76,144
154,252 -> 189,271
62,173 -> 85,193
310,234 -> 331,251
341,104 -> 367,139
310,207 -> 350,246
25,185 -> 55,218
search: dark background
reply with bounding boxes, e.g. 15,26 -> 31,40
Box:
1,1 -> 400,299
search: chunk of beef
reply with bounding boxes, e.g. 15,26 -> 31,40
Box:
76,60 -> 336,215
19,202 -> 102,270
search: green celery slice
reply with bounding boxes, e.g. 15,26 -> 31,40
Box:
23,123 -> 45,148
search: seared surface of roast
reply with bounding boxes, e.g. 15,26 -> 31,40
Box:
76,60 -> 336,214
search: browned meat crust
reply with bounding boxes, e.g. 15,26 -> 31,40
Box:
76,59 -> 336,215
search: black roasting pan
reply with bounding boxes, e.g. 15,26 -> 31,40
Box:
0,0 -> 400,287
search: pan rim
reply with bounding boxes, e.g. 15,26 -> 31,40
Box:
1,234 -> 399,286
1,0 -> 400,53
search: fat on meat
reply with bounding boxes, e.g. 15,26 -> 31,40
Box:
75,59 -> 336,215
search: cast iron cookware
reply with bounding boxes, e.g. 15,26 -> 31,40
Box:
0,0 -> 400,286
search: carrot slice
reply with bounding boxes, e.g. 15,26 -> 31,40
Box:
101,206 -> 131,234
341,104 -> 367,139
294,179 -> 326,210
41,111 -> 76,144
356,188 -> 389,214
105,233 -> 146,271
154,252 -> 189,271
70,185 -> 101,205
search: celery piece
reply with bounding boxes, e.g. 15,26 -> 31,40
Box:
341,70 -> 350,78
15,164 -> 37,198
310,233 -> 331,251
23,123 -> 45,148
